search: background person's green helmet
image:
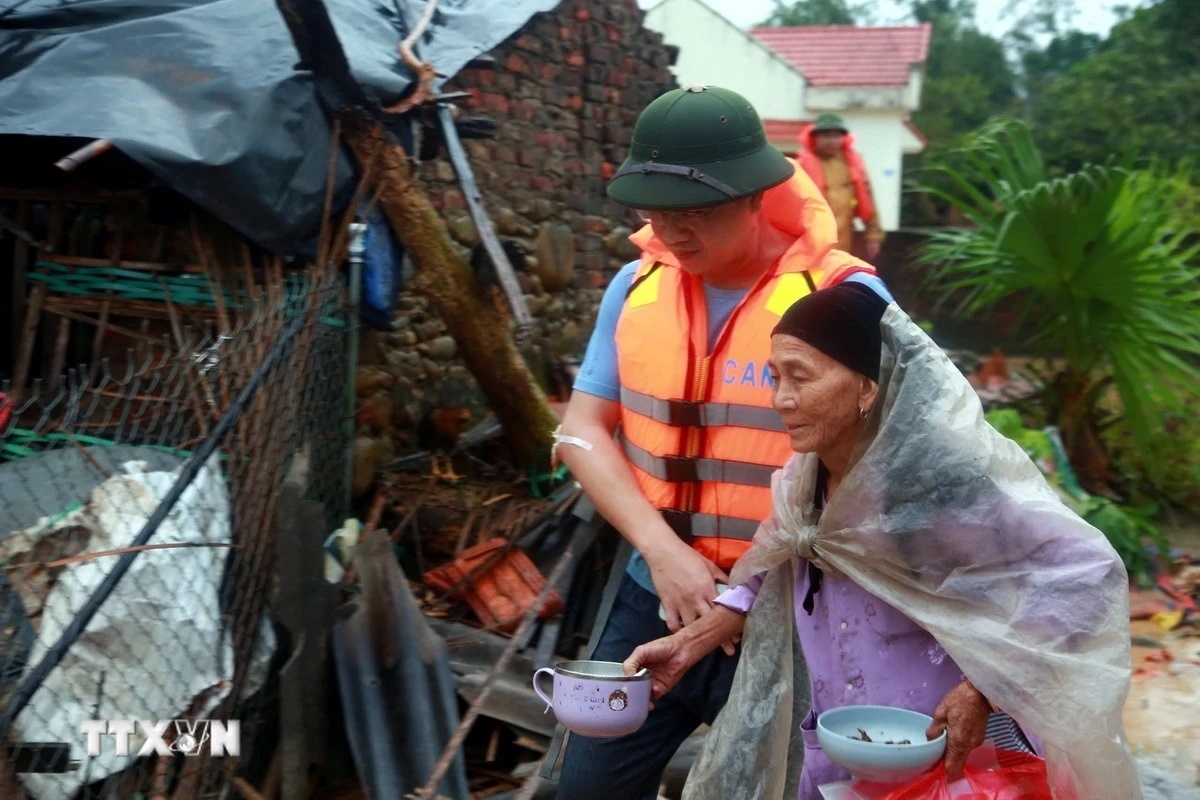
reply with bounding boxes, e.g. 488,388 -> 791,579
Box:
812,113 -> 848,133
606,85 -> 795,210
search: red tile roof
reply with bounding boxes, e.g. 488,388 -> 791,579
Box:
903,118 -> 928,146
763,119 -> 809,143
750,24 -> 932,88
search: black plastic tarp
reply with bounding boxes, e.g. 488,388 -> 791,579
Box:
0,0 -> 558,254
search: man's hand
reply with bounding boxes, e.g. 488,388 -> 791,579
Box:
926,680 -> 992,780
644,540 -> 729,633
865,240 -> 882,262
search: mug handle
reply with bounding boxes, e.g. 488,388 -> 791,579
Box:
532,667 -> 555,712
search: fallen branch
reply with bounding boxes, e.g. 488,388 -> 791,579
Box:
513,766 -> 545,800
273,0 -> 560,468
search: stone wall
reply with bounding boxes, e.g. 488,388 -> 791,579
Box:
353,0 -> 679,477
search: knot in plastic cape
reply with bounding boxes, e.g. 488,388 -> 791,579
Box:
789,521 -> 821,562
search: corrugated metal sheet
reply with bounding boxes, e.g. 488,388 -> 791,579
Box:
333,531 -> 470,800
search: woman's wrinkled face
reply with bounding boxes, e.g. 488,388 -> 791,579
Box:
768,334 -> 877,455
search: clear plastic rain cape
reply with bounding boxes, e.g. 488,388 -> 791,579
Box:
684,305 -> 1140,800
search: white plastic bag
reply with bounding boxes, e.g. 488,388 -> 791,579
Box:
15,456 -> 234,800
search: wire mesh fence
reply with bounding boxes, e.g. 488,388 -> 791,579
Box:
0,262 -> 350,799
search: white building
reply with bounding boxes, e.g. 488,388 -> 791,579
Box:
643,0 -> 929,231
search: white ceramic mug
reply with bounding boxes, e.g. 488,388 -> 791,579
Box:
532,660 -> 651,738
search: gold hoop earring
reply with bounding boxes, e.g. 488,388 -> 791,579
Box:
859,407 -> 869,420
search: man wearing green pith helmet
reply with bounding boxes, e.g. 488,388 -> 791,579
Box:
550,85 -> 897,798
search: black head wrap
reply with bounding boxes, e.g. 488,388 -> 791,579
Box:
770,282 -> 888,381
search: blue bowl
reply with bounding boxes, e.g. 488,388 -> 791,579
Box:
816,705 -> 947,783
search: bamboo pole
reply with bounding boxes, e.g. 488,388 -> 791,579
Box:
11,282 -> 48,404
408,539 -> 577,800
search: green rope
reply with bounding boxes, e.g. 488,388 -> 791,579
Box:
528,450 -> 571,498
28,260 -> 316,309
0,427 -> 193,462
26,261 -> 349,332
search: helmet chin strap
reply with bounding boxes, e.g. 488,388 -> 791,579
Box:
612,161 -> 740,200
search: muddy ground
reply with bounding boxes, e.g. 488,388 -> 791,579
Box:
1125,522 -> 1200,799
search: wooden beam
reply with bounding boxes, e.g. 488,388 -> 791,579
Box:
47,314 -> 71,386
9,200 -> 31,373
11,281 -> 46,404
87,297 -> 112,384
43,254 -> 211,274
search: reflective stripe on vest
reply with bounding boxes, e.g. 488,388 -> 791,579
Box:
615,263 -> 830,571
660,509 -> 760,543
619,434 -> 776,488
619,386 -> 787,432
615,194 -> 878,571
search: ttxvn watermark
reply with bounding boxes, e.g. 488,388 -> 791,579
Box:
81,720 -> 240,757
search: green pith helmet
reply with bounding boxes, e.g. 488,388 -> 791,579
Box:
606,85 -> 795,211
812,113 -> 848,134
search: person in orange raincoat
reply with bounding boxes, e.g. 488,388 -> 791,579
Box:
797,113 -> 885,261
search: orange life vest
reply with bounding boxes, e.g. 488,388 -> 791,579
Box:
797,125 -> 877,225
615,165 -> 875,571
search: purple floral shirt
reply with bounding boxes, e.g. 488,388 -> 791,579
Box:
717,562 -> 968,798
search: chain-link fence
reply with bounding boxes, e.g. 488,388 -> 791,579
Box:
1,262 -> 350,798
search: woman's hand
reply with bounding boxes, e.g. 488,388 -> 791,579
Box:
623,634 -> 696,701
926,680 -> 992,780
623,606 -> 748,701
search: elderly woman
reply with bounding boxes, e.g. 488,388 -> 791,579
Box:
624,284 -> 1141,800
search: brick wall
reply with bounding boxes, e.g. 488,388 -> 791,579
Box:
354,0 -> 678,474
427,0 -> 678,286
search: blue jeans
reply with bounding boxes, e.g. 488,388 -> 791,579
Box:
554,574 -> 740,800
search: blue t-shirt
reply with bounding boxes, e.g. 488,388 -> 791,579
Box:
573,260 -> 895,595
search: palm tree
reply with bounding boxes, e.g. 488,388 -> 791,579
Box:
917,118 -> 1200,493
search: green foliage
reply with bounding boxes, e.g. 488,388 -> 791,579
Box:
923,31 -> 1016,116
1075,496 -> 1167,587
1032,0 -> 1200,172
909,0 -> 976,25
907,0 -> 1200,220
901,0 -> 1017,225
1106,400 -> 1200,513
758,0 -> 868,26
1018,30 -> 1102,118
918,118 -> 1200,456
1167,162 -> 1200,224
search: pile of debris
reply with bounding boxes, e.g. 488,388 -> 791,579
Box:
291,451 -> 619,800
